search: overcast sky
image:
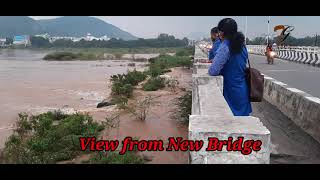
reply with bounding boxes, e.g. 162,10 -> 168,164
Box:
30,16 -> 320,39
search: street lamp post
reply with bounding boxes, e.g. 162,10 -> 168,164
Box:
267,16 -> 270,45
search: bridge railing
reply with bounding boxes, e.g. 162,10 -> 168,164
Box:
247,45 -> 320,67
189,42 -> 271,164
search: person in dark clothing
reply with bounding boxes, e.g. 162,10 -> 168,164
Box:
208,27 -> 221,62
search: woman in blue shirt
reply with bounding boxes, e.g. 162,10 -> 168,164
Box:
208,18 -> 252,116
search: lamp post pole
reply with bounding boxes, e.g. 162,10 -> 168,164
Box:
267,16 -> 270,45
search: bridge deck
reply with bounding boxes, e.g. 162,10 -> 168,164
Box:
250,54 -> 320,98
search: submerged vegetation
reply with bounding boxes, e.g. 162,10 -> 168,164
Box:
110,70 -> 147,98
109,47 -> 192,102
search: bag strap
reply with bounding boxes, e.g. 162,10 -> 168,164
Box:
241,46 -> 251,69
247,53 -> 251,70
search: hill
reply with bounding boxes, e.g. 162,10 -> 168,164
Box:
0,16 -> 137,40
38,16 -> 137,40
0,16 -> 43,38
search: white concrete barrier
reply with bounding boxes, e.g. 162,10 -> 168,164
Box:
288,51 -> 295,61
310,53 -> 318,66
293,51 -> 301,62
263,75 -> 320,144
299,52 -> 307,63
315,54 -> 320,67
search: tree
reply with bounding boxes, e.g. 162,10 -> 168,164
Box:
30,36 -> 51,47
25,34 -> 189,48
5,37 -> 13,45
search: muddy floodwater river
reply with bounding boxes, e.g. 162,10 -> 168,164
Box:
0,49 -> 189,163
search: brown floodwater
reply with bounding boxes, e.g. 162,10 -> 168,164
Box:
0,49 -> 190,164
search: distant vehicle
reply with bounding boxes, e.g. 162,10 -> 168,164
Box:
265,45 -> 276,64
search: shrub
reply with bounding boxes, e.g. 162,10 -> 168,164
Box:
147,55 -> 192,76
173,91 -> 192,124
111,70 -> 146,86
124,96 -> 157,121
128,63 -> 136,67
125,70 -> 147,86
110,70 -> 146,98
43,52 -> 78,61
110,96 -> 128,109
148,64 -> 164,77
89,151 -> 144,164
143,77 -> 165,91
176,47 -> 195,57
2,111 -> 105,164
114,53 -> 123,59
111,82 -> 133,98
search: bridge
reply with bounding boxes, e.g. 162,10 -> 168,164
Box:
189,42 -> 320,164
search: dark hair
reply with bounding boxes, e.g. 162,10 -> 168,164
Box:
217,18 -> 245,53
211,27 -> 218,34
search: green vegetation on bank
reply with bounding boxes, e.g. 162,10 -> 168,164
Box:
30,34 -> 188,48
173,91 -> 192,124
43,52 -> 106,61
1,111 -> 144,164
143,77 -> 165,91
2,111 -> 104,164
42,47 -> 187,61
108,47 -> 193,103
88,151 -> 145,164
147,54 -> 193,77
110,70 -> 147,98
41,47 -> 181,54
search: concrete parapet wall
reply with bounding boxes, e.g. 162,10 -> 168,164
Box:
263,75 -> 320,143
189,115 -> 271,164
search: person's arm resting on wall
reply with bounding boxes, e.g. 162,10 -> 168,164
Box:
208,44 -> 230,76
208,48 -> 214,61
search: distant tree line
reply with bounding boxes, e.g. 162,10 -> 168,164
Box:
30,34 -> 189,48
247,35 -> 320,46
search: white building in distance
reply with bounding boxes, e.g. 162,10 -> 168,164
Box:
13,35 -> 31,46
0,38 -> 6,47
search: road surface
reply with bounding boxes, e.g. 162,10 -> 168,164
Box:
249,54 -> 320,98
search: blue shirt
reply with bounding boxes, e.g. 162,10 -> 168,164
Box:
208,40 -> 252,116
208,39 -> 221,61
